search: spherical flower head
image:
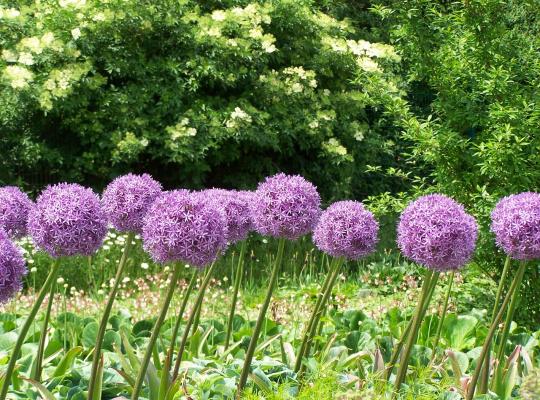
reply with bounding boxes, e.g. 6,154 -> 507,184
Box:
0,186 -> 33,239
491,192 -> 540,260
313,201 -> 379,260
142,190 -> 228,267
0,238 -> 27,303
193,189 -> 253,243
102,173 -> 162,234
251,173 -> 321,240
28,183 -> 108,257
397,194 -> 478,271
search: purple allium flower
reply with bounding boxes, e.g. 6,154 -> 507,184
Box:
0,186 -> 33,239
102,173 -> 162,234
193,189 -> 253,243
28,183 -> 107,258
0,238 -> 27,303
251,173 -> 321,240
397,194 -> 478,271
491,192 -> 540,260
142,190 -> 228,267
313,201 -> 379,260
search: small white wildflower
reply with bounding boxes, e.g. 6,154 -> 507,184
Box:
262,40 -> 276,53
2,8 -> 20,18
30,267 -> 37,273
41,32 -> 55,46
98,289 -> 104,295
122,277 -> 130,283
141,262 -> 149,270
57,277 -> 65,285
27,259 -> 35,264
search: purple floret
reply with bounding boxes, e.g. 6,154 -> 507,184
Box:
313,201 -> 379,260
102,173 -> 162,234
491,192 -> 540,260
142,190 -> 228,267
0,186 -> 33,239
193,189 -> 253,243
0,238 -> 27,303
251,173 -> 321,240
397,194 -> 478,271
28,183 -> 108,258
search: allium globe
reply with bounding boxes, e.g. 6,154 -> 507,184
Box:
491,192 -> 540,260
28,183 -> 108,257
102,173 -> 162,233
0,238 -> 27,303
142,190 -> 228,267
313,201 -> 379,260
193,189 -> 253,243
397,194 -> 478,271
0,186 -> 33,239
251,173 -> 321,240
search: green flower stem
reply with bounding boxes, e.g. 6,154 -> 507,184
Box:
131,263 -> 181,400
88,231 -> 134,400
393,269 -> 439,395
191,266 -> 215,336
492,260 -> 527,384
165,270 -> 197,374
0,258 -> 61,400
294,257 -> 337,373
478,255 -> 511,394
297,257 -> 344,375
385,273 -> 438,381
466,260 -> 526,400
237,238 -> 286,396
225,241 -> 247,350
31,280 -> 56,381
430,271 -> 455,362
172,261 -> 217,380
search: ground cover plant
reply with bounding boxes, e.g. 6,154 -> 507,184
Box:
0,174 -> 539,400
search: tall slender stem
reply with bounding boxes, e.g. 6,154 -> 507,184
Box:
0,258 -> 61,400
298,257 -> 344,375
479,255 -> 511,393
225,241 -> 247,350
88,231 -> 134,400
191,266 -> 214,336
466,260 -> 526,400
492,260 -> 526,383
294,257 -> 336,373
385,274 -> 438,381
172,262 -> 217,380
165,270 -> 197,375
131,263 -> 181,400
31,280 -> 56,381
237,238 -> 286,396
393,269 -> 438,395
430,271 -> 455,362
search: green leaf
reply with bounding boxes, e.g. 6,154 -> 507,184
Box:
53,346 -> 82,377
82,322 -> 98,349
21,377 -> 56,400
442,314 -> 478,350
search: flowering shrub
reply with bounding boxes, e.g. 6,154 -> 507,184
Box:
0,0 -> 406,200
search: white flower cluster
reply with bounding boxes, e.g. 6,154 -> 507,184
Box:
3,65 -> 33,89
0,7 -> 20,19
200,4 -> 276,54
226,107 -> 252,128
259,66 -> 317,95
322,36 -> 400,73
166,118 -> 198,140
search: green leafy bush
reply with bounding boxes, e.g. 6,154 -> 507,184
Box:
370,0 -> 540,324
0,0 -> 409,200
